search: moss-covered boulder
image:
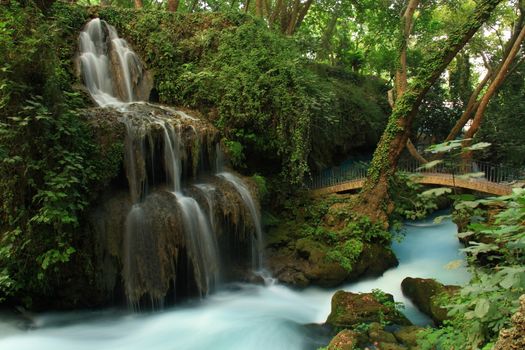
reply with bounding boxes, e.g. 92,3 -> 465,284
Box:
394,325 -> 425,348
326,329 -> 360,350
266,194 -> 399,288
326,291 -> 411,327
367,322 -> 398,344
266,240 -> 397,288
401,277 -> 459,324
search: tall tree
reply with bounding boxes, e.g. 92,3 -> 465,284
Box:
352,0 -> 503,224
167,0 -> 180,12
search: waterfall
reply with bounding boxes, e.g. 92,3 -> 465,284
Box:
79,18 -> 262,307
79,18 -> 146,106
217,172 -> 263,269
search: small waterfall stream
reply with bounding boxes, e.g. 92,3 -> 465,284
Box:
78,18 -> 264,307
217,172 -> 263,269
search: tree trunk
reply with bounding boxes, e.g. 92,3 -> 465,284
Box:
353,0 -> 503,224
445,72 -> 489,141
293,0 -> 314,34
285,0 -> 300,35
269,0 -> 283,26
395,0 -> 420,98
167,0 -> 179,12
134,0 -> 143,9
319,10 -> 339,61
462,23 -> 525,156
447,4 -> 524,142
255,0 -> 264,17
407,138 -> 428,164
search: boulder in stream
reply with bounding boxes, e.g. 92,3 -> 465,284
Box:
401,277 -> 459,324
267,241 -> 398,288
326,329 -> 360,350
326,290 -> 411,328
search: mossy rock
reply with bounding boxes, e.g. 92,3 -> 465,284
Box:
326,291 -> 411,327
394,325 -> 425,347
377,342 -> 408,350
401,277 -> 459,324
327,329 -> 360,350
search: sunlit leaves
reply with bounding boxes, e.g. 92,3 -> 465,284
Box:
416,159 -> 443,170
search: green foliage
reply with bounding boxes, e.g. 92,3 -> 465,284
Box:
342,215 -> 393,244
96,8 -> 388,185
390,173 -> 442,221
326,239 -> 363,272
475,61 -> 525,169
270,194 -> 393,273
0,2 -> 119,307
418,188 -> 525,349
223,139 -> 245,168
371,288 -> 405,326
251,174 -> 268,200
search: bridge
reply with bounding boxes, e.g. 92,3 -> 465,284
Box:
308,160 -> 523,196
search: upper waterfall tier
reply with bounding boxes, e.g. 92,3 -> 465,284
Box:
79,18 -> 152,107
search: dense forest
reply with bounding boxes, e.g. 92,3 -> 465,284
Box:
0,0 -> 524,349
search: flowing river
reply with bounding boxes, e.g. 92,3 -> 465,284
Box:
0,214 -> 470,350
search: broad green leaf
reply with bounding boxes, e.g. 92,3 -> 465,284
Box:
455,200 -> 481,209
457,231 -> 474,239
422,187 -> 452,197
465,142 -> 491,151
458,172 -> 486,180
474,298 -> 490,318
434,214 -> 452,224
417,160 -> 443,170
444,260 -> 463,270
426,139 -> 466,153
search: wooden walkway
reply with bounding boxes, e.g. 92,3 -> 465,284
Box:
308,161 -> 522,196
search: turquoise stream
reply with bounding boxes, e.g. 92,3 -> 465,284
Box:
0,215 -> 470,350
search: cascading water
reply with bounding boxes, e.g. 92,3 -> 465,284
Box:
79,18 -> 148,106
217,172 -> 264,269
78,18 -> 262,307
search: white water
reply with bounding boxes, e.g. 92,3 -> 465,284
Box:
80,18 -> 262,304
79,18 -> 142,107
0,214 -> 470,350
217,172 -> 264,269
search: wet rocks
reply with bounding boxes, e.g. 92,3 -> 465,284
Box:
401,277 -> 459,324
393,325 -> 425,348
326,291 -> 411,327
327,329 -> 360,350
266,240 -> 398,288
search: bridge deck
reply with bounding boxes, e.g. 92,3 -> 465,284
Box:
310,172 -> 515,196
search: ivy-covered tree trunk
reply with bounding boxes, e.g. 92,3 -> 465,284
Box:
353,0 -> 503,224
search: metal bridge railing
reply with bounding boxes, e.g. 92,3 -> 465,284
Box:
307,160 -> 524,190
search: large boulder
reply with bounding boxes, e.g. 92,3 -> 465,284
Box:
326,291 -> 411,327
401,277 -> 459,324
266,240 -> 398,288
394,325 -> 425,348
327,329 -> 360,350
368,322 -> 397,344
